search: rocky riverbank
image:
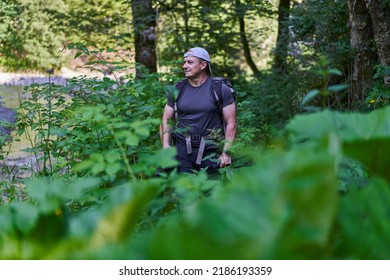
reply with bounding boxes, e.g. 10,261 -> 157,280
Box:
0,72 -> 68,87
0,68 -> 93,126
0,72 -> 67,136
0,105 -> 16,135
0,66 -> 108,87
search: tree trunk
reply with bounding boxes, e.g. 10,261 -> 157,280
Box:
235,0 -> 260,79
273,0 -> 290,73
183,0 -> 190,46
366,0 -> 390,85
131,0 -> 157,77
348,0 -> 377,104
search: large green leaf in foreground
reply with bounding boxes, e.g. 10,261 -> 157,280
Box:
336,177 -> 390,259
123,147 -> 338,260
286,106 -> 390,180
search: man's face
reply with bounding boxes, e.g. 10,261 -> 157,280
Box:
183,56 -> 206,78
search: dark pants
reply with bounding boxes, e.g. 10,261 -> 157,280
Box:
176,141 -> 220,174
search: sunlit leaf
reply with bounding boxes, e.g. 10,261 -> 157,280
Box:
90,179 -> 162,246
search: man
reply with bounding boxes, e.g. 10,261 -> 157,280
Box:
161,47 -> 237,174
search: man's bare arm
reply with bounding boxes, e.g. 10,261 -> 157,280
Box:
219,102 -> 237,167
161,104 -> 175,148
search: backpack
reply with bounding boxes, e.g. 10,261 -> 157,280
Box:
173,77 -> 236,134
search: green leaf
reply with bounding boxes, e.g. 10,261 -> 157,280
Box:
327,68 -> 343,75
141,147 -> 178,169
327,84 -> 348,92
286,110 -> 337,143
74,159 -> 94,172
115,130 -> 139,146
134,147 -> 339,260
135,126 -> 150,137
9,202 -> 40,235
338,177 -> 390,259
105,150 -> 121,164
66,178 -> 101,200
74,52 -> 83,59
106,163 -> 122,179
90,179 -> 162,246
91,162 -> 105,175
286,106 -> 390,180
301,89 -> 320,106
25,179 -> 61,204
126,132 -> 139,146
343,138 -> 390,180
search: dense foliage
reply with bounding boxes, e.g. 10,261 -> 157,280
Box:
0,0 -> 66,70
1,45 -> 390,259
0,0 -> 131,70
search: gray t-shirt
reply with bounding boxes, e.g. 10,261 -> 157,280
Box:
167,77 -> 235,144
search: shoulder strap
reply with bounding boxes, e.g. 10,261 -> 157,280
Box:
211,77 -> 225,133
211,77 -> 224,105
174,79 -> 188,121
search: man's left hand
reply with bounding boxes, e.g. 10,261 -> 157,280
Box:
219,152 -> 232,168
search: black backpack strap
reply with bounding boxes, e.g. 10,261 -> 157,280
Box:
210,77 -> 225,133
211,77 -> 223,105
174,79 -> 188,121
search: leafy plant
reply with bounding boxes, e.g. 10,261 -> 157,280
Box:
0,119 -> 24,205
365,64 -> 390,110
15,46 -> 173,182
3,103 -> 390,259
3,41 -> 390,261
300,65 -> 347,111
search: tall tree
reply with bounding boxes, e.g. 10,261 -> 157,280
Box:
131,0 -> 157,77
366,0 -> 390,86
273,0 -> 290,72
348,0 -> 378,102
235,0 -> 261,79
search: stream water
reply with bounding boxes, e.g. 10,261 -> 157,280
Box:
0,72 -> 71,180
